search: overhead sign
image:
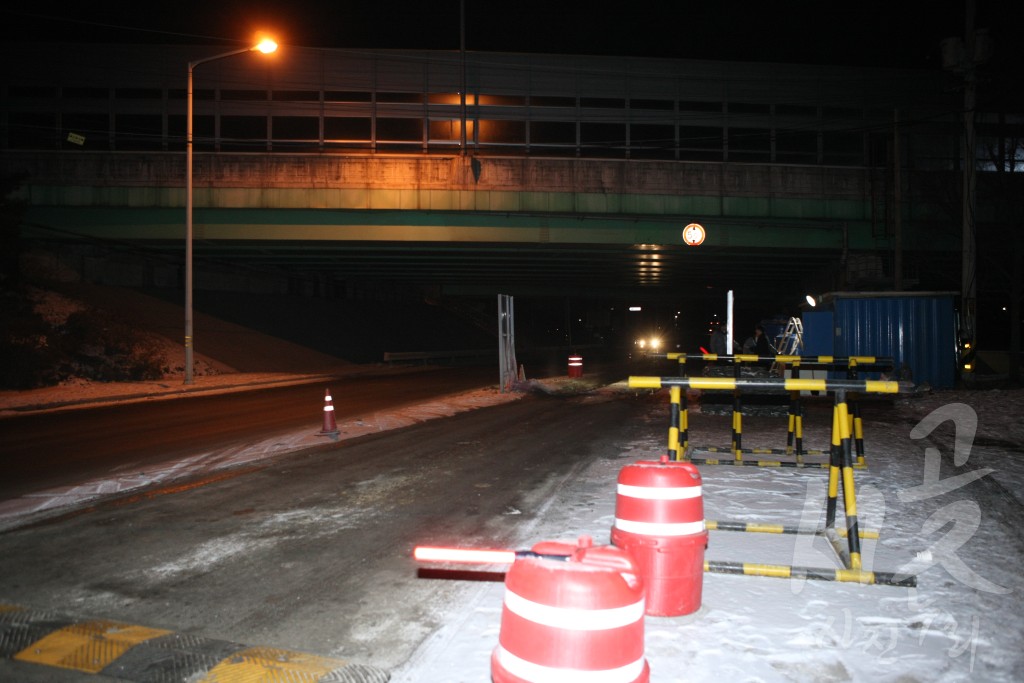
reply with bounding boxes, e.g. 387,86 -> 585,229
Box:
683,223 -> 706,246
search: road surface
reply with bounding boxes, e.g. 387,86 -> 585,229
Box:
0,366 -> 499,499
0,383 -> 653,680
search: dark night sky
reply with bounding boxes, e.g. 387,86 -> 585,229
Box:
2,1 -> 1021,74
1,1 -> 1020,108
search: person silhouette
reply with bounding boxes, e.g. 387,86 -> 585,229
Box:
710,324 -> 729,355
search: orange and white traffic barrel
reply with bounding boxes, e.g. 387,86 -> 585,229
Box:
611,456 -> 707,617
568,355 -> 584,378
492,535 -> 649,683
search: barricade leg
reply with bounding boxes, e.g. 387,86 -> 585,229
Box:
681,393 -> 690,454
826,403 -> 841,529
795,400 -> 805,460
852,398 -> 866,466
825,391 -> 863,571
835,393 -> 862,569
732,391 -> 743,459
789,364 -> 802,458
847,410 -> 855,454
786,392 -> 797,455
845,364 -> 867,468
668,386 -> 681,461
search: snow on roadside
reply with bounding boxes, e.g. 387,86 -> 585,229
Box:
0,383 -> 523,531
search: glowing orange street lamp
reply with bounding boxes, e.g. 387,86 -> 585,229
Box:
185,38 -> 278,384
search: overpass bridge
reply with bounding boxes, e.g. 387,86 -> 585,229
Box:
2,43 -> 963,311
5,150 -> 936,302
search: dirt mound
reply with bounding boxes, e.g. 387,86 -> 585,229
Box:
48,283 -> 350,375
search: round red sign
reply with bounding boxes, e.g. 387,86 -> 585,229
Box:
683,223 -> 706,246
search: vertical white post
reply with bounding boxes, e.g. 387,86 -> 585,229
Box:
498,294 -> 517,392
726,290 -> 735,356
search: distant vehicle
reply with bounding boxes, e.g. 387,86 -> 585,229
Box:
634,335 -> 664,353
629,331 -> 683,362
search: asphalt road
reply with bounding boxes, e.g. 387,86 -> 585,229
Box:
0,366 -> 498,499
0,385 -> 653,681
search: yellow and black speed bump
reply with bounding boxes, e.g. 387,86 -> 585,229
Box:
0,604 -> 389,682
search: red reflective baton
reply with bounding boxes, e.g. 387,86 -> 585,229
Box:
413,546 -> 570,564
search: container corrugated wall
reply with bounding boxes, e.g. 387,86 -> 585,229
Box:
830,294 -> 957,388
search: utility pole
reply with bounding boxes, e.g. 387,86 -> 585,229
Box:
961,0 -> 978,366
893,108 -> 902,291
460,0 -> 467,155
943,0 -> 989,374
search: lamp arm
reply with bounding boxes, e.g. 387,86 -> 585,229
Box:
189,46 -> 254,70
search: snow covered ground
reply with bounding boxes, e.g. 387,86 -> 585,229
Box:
393,386 -> 1024,683
2,376 -> 1022,682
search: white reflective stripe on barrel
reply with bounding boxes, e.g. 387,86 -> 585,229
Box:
617,483 -> 701,500
504,590 -> 644,631
614,518 -> 705,536
495,645 -> 646,683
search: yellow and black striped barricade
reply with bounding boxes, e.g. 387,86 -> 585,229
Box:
644,355 -> 894,466
630,375 -> 902,467
658,353 -> 894,374
778,356 -> 893,466
630,375 -> 913,586
705,520 -> 879,539
703,560 -> 915,587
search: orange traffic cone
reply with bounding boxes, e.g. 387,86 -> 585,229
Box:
318,387 -> 340,436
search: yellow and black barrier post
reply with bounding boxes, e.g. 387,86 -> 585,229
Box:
786,360 -> 804,456
668,385 -> 682,460
825,389 -> 863,571
679,387 -> 689,455
666,353 -> 690,457
731,355 -> 745,458
853,400 -> 866,465
846,358 -> 867,466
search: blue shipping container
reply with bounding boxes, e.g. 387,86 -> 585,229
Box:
801,311 -> 835,357
825,292 -> 958,389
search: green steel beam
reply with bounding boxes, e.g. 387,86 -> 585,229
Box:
26,206 -> 858,250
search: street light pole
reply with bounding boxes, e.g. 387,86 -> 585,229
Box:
185,39 -> 277,384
